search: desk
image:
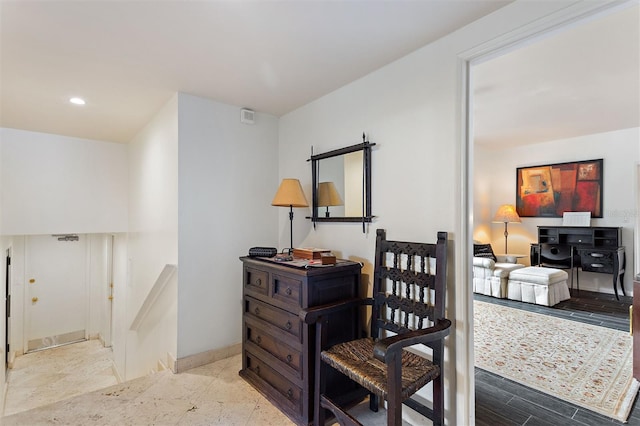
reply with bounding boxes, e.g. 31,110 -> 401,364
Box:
531,226 -> 625,299
576,246 -> 625,298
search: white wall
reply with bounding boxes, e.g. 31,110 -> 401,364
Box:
124,95 -> 179,379
0,128 -> 128,235
277,1 -> 612,424
177,93 -> 279,359
475,127 -> 639,295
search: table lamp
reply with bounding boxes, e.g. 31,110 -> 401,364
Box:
272,178 -> 308,253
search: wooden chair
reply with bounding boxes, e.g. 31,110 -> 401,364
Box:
302,229 -> 451,425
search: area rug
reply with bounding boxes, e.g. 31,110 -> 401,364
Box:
474,301 -> 640,422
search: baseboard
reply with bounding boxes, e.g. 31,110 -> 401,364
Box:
167,352 -> 177,373
7,351 -> 15,369
173,343 -> 241,373
111,361 -> 123,384
1,380 -> 7,417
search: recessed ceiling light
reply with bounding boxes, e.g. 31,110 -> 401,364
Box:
69,97 -> 86,105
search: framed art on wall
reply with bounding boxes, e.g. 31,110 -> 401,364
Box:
516,159 -> 603,218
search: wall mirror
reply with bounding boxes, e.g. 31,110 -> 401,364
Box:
309,134 -> 375,228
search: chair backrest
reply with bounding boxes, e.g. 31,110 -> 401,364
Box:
371,229 -> 448,340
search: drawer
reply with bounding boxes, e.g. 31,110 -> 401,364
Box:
246,320 -> 302,379
599,238 -> 617,246
272,273 -> 302,308
245,297 -> 302,342
245,352 -> 302,416
244,267 -> 268,296
580,251 -> 614,273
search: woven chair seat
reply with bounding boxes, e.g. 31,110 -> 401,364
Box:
321,337 -> 440,400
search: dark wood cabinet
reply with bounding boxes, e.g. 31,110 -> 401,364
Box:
239,257 -> 363,425
531,226 -> 625,298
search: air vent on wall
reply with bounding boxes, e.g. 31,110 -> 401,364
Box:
240,108 -> 255,124
52,234 -> 79,242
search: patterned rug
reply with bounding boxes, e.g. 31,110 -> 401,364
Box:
474,301 -> 639,422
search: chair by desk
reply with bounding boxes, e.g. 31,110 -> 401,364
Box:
533,243 -> 580,291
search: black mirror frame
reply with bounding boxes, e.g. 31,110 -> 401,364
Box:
308,135 -> 375,230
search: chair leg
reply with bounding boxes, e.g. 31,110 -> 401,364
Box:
386,353 -> 403,426
315,364 -> 326,426
433,374 -> 444,426
321,395 -> 361,426
314,320 -> 328,426
369,393 -> 379,412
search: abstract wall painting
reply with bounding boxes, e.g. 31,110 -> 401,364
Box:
516,159 -> 603,218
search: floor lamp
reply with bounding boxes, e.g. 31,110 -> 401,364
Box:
272,178 -> 308,253
492,204 -> 521,253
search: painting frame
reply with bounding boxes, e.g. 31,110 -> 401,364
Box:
516,159 -> 603,218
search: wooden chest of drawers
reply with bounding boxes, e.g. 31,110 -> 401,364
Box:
239,256 -> 363,425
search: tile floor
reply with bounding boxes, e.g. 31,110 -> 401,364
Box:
1,340 -> 395,425
3,339 -> 119,417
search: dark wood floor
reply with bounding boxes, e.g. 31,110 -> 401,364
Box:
475,290 -> 640,426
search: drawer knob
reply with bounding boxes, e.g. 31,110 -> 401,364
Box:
286,287 -> 292,296
286,354 -> 292,363
286,321 -> 292,330
255,366 -> 260,375
287,388 -> 293,399
590,253 -> 604,258
254,307 -> 260,315
590,263 -> 604,268
256,278 -> 262,286
256,336 -> 262,344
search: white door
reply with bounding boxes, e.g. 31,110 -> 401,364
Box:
25,235 -> 88,352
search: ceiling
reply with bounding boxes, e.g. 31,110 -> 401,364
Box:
473,3 -> 640,149
1,2 -> 637,146
0,0 -> 511,144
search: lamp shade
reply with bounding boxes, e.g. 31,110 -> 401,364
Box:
271,178 -> 309,207
317,182 -> 343,207
492,204 -> 521,223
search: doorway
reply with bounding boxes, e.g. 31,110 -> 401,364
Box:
24,234 -> 88,352
465,1 -> 639,424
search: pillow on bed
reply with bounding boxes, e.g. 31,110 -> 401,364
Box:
473,244 -> 497,262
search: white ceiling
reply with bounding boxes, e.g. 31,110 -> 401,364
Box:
1,1 -> 637,146
0,0 -> 511,144
473,4 -> 640,148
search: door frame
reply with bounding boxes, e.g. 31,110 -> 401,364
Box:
5,247 -> 11,377
103,234 -> 114,347
457,0 -> 636,423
